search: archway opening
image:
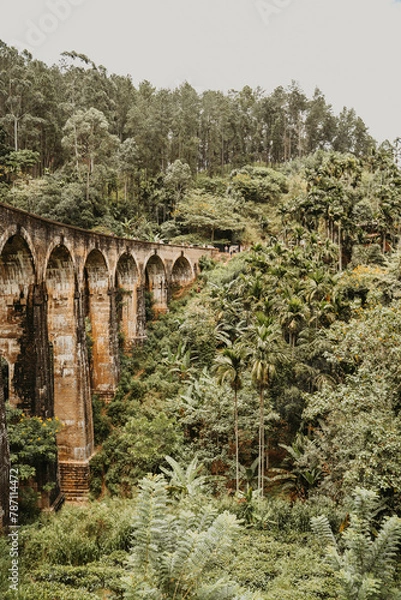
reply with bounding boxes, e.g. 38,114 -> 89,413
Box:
84,250 -> 116,398
115,253 -> 139,350
171,255 -> 193,295
145,254 -> 167,315
0,234 -> 35,410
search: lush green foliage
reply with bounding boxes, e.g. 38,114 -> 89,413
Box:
124,474 -> 260,599
92,229 -> 401,509
312,488 -> 401,599
160,455 -> 211,497
0,488 -> 351,599
21,499 -> 133,565
6,405 -> 60,481
302,298 -> 401,501
0,41 -> 379,245
2,40 -> 401,596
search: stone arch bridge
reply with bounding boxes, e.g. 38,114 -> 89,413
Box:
0,202 -> 216,500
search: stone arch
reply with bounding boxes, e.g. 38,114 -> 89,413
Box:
46,244 -> 76,298
115,253 -> 139,349
45,244 -> 93,463
83,249 -> 117,398
144,254 -> 168,314
0,233 -> 36,295
0,226 -> 37,271
83,249 -> 110,293
0,234 -> 36,410
43,239 -> 76,280
171,255 -> 194,288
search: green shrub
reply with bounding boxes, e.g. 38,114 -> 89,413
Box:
224,495 -> 343,536
89,452 -> 105,499
9,582 -> 98,600
312,488 -> 401,600
106,399 -> 138,428
21,499 -> 134,567
0,536 -> 11,596
92,396 -> 112,445
101,413 -> 183,496
6,405 -> 60,481
30,562 -> 125,597
218,529 -> 339,598
124,474 -> 261,599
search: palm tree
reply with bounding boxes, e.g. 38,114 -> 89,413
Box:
304,267 -> 336,331
305,267 -> 333,304
247,314 -> 287,497
214,344 -> 244,494
278,295 -> 309,348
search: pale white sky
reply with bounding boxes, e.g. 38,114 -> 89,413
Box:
1,0 -> 401,143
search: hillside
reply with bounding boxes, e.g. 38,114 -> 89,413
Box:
3,238 -> 401,598
1,41 -> 401,599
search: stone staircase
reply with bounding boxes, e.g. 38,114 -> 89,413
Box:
59,461 -> 90,501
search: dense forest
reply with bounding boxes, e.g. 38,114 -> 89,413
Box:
2,40 -> 401,599
0,40 -> 377,237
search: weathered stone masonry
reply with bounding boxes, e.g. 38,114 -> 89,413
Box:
0,202 -> 216,504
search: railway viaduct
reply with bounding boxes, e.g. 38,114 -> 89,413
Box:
0,202 -> 216,507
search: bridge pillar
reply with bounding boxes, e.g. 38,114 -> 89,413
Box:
46,246 -> 94,500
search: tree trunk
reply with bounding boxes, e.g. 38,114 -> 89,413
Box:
221,127 -> 224,172
234,388 -> 239,494
14,116 -> 18,152
86,167 -> 90,203
258,388 -> 265,497
338,222 -> 342,272
73,122 -> 80,177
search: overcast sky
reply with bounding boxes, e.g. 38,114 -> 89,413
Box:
1,0 -> 400,143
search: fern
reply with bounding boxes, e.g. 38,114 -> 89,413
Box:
340,570 -> 381,600
311,514 -> 337,548
172,512 -> 240,594
129,475 -> 169,576
311,488 -> 401,600
196,578 -> 260,599
369,516 -> 401,585
125,473 -> 261,599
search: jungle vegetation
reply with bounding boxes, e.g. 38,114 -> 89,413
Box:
1,40 -> 401,599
